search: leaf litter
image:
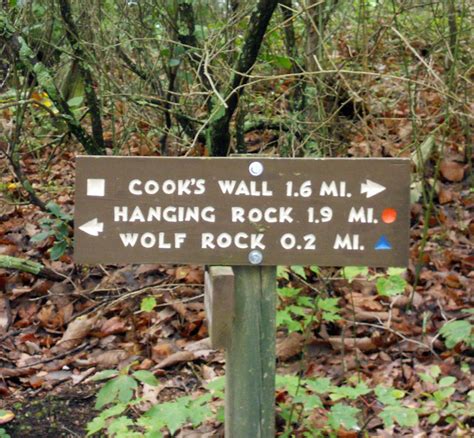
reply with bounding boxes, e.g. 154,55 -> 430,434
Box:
0,73 -> 472,438
1,143 -> 472,436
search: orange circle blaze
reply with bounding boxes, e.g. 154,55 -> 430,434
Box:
382,208 -> 397,223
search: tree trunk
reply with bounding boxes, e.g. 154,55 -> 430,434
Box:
59,0 -> 105,153
0,11 -> 104,155
305,0 -> 339,72
208,0 -> 279,156
280,0 -> 305,111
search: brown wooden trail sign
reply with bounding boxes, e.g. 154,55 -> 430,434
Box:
74,155 -> 410,438
74,156 -> 410,267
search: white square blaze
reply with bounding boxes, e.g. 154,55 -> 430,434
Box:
87,178 -> 105,197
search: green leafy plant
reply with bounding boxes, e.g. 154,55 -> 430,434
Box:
277,265 -> 319,281
329,380 -> 371,401
439,319 -> 474,349
30,201 -> 73,260
88,367 -> 224,438
140,296 -> 157,313
376,273 -> 407,297
418,365 -> 473,426
276,374 -> 325,437
276,286 -> 341,333
378,404 -> 419,428
276,266 -> 340,333
139,393 -> 218,436
343,266 -> 408,297
276,375 -> 368,434
276,373 -> 423,435
328,403 -> 361,431
89,366 -> 474,437
342,266 -> 369,282
375,385 -> 418,428
277,287 -> 308,333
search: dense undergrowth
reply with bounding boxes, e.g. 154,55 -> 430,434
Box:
0,0 -> 472,436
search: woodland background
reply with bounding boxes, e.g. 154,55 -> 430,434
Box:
0,0 -> 472,437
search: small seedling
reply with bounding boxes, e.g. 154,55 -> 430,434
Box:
30,201 -> 73,260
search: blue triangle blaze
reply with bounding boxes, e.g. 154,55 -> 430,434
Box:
375,236 -> 392,250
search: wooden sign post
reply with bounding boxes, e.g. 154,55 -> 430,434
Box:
75,156 -> 410,437
206,266 -> 276,437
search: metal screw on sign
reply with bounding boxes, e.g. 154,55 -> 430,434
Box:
249,161 -> 264,176
248,250 -> 263,264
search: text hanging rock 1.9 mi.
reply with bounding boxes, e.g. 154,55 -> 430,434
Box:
74,156 -> 410,266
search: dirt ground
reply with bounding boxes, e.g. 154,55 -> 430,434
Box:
3,385 -> 97,437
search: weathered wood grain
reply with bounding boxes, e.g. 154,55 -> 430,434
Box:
205,266 -> 235,349
225,266 -> 276,437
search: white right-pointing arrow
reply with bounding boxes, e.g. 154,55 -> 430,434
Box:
79,218 -> 104,236
361,179 -> 386,198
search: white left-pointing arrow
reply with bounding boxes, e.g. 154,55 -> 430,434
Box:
79,218 -> 104,236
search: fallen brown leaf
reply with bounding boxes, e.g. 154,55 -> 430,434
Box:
0,409 -> 15,425
91,349 -> 130,368
135,264 -> 162,277
0,296 -> 11,333
171,301 -> 187,318
37,304 -> 58,329
152,342 -> 175,362
29,374 -> 46,388
155,351 -> 195,369
183,337 -> 214,359
277,332 -> 304,361
200,364 -> 217,381
71,368 -> 96,385
328,336 -> 377,352
351,309 -> 391,322
52,316 -> 97,352
184,267 -> 204,284
44,370 -> 72,383
137,358 -> 154,370
100,316 -> 128,336
175,266 -> 190,281
440,160 -> 465,182
336,429 -> 358,438
347,292 -> 383,311
438,185 -> 454,204
0,382 -> 9,396
0,367 -> 37,378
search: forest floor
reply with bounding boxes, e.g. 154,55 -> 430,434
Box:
1,139 -> 472,437
0,77 -> 473,437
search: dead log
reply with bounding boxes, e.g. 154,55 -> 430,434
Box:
0,255 -> 63,281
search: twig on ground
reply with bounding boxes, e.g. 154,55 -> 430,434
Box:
349,320 -> 440,358
18,341 -> 91,368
